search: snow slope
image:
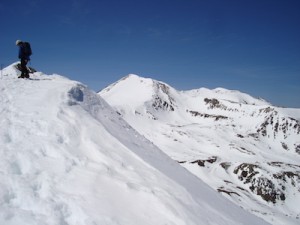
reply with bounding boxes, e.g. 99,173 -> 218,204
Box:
0,64 -> 269,225
100,74 -> 300,225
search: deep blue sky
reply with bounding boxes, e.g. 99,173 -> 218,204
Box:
1,0 -> 299,107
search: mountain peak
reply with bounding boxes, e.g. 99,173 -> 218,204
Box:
185,87 -> 269,106
100,74 -> 300,225
125,73 -> 142,79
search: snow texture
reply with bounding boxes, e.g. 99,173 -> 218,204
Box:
0,64 -> 269,225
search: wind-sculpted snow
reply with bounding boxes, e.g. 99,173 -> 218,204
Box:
100,74 -> 300,225
0,64 -> 269,225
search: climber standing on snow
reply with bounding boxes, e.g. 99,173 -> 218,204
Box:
16,40 -> 32,78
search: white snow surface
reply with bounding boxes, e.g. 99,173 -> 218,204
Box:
100,74 -> 300,225
0,64 -> 270,225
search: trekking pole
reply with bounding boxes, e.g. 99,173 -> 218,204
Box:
0,64 -> 3,78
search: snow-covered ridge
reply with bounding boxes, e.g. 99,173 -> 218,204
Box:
185,86 -> 269,106
99,74 -> 300,225
0,64 -> 269,225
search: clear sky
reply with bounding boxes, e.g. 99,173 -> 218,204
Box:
1,0 -> 299,107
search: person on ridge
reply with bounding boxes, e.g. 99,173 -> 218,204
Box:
16,40 -> 31,78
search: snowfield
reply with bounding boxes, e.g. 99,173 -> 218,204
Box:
0,63 -> 270,225
100,74 -> 300,225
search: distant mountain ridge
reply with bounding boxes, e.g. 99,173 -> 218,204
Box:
100,74 -> 300,225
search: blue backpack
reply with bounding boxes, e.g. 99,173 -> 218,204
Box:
23,42 -> 32,57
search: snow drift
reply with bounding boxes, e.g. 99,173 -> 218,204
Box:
0,64 -> 269,225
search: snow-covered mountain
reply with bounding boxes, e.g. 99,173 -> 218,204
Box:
100,74 -> 300,225
0,64 -> 269,225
